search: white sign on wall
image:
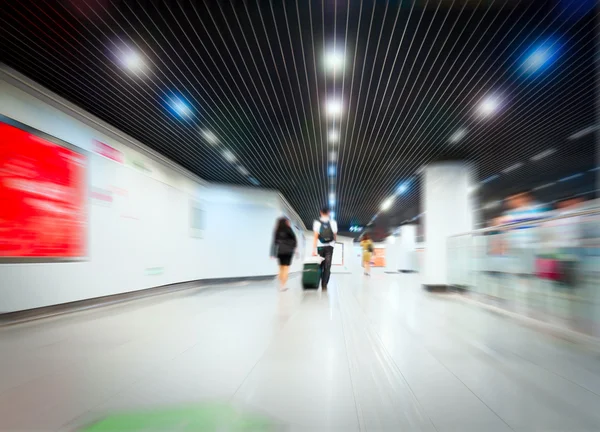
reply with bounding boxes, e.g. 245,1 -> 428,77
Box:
332,242 -> 344,266
189,199 -> 205,238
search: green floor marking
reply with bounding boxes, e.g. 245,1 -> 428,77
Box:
80,403 -> 279,431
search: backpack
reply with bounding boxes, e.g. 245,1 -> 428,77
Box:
368,243 -> 374,253
319,221 -> 335,243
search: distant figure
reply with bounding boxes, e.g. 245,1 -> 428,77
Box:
271,217 -> 297,291
312,207 -> 338,290
360,234 -> 374,276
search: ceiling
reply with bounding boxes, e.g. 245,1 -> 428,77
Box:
1,0 -> 597,233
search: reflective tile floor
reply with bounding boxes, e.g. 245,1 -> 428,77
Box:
2,272 -> 600,431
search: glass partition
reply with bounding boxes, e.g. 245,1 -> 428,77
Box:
447,204 -> 600,337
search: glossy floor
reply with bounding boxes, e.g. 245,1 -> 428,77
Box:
2,272 -> 600,431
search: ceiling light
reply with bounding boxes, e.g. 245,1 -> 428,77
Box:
502,162 -> 524,174
530,148 -> 556,161
324,49 -> 345,75
533,182 -> 556,191
482,174 -> 499,184
381,197 -> 394,211
449,128 -> 467,143
249,177 -> 259,186
222,149 -> 237,163
568,125 -> 599,140
478,96 -> 501,117
326,98 -> 343,118
483,201 -> 501,210
329,151 -> 337,161
117,47 -> 147,74
166,95 -> 193,119
328,165 -> 336,177
519,39 -> 561,76
237,166 -> 249,176
330,211 -> 336,220
397,181 -> 410,195
201,129 -> 219,145
329,193 -> 336,206
328,129 -> 339,143
559,173 -> 583,182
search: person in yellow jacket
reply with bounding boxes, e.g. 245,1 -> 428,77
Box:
360,234 -> 374,276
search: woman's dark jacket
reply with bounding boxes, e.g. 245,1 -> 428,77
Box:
271,227 -> 297,257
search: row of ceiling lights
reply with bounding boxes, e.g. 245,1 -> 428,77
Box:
117,47 -> 260,186
324,47 -> 346,220
365,38 -> 569,225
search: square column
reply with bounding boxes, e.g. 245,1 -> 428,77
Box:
398,225 -> 417,273
422,162 -> 476,290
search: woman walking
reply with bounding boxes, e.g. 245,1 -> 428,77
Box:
271,217 -> 297,291
360,234 -> 374,276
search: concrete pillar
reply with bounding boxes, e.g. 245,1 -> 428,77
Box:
422,162 -> 476,290
398,225 -> 417,272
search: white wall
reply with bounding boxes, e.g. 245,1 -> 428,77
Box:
0,69 -> 305,313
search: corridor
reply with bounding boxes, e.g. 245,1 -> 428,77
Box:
2,273 -> 600,431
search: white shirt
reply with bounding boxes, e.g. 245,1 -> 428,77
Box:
313,217 -> 338,247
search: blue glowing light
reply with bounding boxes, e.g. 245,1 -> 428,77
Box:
328,165 -> 336,177
397,180 -> 411,195
482,174 -> 499,184
165,94 -> 193,119
558,173 -> 583,182
249,177 -> 260,186
518,39 -> 562,77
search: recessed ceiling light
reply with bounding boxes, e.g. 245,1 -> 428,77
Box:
501,162 -> 524,174
326,99 -> 343,118
324,49 -> 345,75
449,128 -> 467,143
166,95 -> 193,119
222,149 -> 237,163
478,95 -> 501,117
328,129 -> 339,143
381,197 -> 394,211
530,148 -> 556,161
201,129 -> 219,145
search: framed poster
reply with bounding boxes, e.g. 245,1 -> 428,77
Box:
0,115 -> 88,262
189,199 -> 205,238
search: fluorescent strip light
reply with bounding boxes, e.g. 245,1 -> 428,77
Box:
530,148 -> 556,161
482,174 -> 500,184
568,125 -> 599,140
502,162 -> 524,174
533,182 -> 556,191
559,173 -> 584,182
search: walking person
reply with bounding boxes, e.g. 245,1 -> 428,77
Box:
271,217 -> 297,291
312,207 -> 338,290
360,234 -> 374,276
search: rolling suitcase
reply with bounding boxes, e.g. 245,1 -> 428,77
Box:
302,257 -> 323,289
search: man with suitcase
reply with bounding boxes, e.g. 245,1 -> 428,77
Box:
311,207 -> 338,290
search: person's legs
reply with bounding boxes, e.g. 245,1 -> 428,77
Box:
281,265 -> 289,288
277,265 -> 284,289
319,246 -> 334,289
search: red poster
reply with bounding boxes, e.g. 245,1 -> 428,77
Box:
0,119 -> 87,258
